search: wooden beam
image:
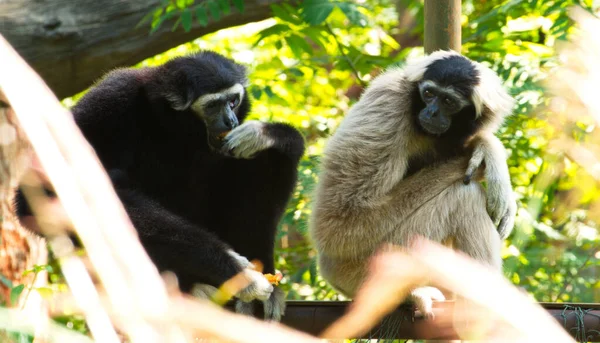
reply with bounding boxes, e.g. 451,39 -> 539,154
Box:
280,301 -> 600,341
424,0 -> 462,53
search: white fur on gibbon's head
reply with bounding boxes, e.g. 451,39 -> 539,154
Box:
403,50 -> 516,132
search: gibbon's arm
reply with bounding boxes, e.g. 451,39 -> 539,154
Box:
311,157 -> 483,257
263,122 -> 306,160
115,187 -> 246,288
465,133 -> 516,239
222,121 -> 305,161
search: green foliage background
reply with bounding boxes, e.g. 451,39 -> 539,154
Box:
66,0 -> 600,304
136,0 -> 600,303
7,0 -> 600,340
11,3 -> 600,339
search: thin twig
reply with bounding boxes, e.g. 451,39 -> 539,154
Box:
325,22 -> 367,87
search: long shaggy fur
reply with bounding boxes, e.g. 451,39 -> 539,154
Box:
310,51 -> 516,317
15,51 -> 305,321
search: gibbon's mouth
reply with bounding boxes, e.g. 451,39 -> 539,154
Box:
207,131 -> 231,152
418,119 -> 449,136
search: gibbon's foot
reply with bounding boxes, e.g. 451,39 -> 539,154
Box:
237,269 -> 274,302
263,286 -> 286,321
222,120 -> 275,159
234,286 -> 286,321
190,284 -> 218,299
409,286 -> 445,319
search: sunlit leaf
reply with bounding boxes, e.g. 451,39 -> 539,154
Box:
336,2 -> 367,27
285,34 -> 313,58
255,23 -> 291,45
35,287 -> 54,299
271,3 -> 303,25
301,0 -> 335,25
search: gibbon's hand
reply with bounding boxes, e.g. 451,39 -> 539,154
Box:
222,120 -> 274,159
236,268 -> 274,302
464,137 -> 516,239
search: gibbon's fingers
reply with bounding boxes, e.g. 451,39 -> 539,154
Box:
464,143 -> 485,185
497,196 -> 517,239
222,120 -> 274,159
236,269 -> 274,302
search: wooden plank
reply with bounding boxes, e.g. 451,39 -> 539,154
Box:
281,301 -> 600,341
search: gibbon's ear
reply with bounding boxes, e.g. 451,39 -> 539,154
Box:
163,69 -> 196,111
471,63 -> 516,131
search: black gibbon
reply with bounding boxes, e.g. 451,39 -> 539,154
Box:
310,50 -> 516,317
16,51 -> 305,321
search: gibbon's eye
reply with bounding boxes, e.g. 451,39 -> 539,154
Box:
423,89 -> 434,99
229,97 -> 240,109
443,97 -> 455,107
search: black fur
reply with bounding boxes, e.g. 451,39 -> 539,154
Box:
406,56 -> 482,177
422,55 -> 479,98
15,51 -> 305,295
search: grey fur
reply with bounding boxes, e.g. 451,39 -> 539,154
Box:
234,286 -> 286,321
309,51 -> 516,318
222,120 -> 275,159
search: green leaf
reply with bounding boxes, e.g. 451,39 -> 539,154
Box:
0,273 -> 12,289
250,86 -> 262,100
285,34 -> 313,58
336,3 -> 367,27
287,68 -> 304,77
181,8 -> 192,31
271,3 -> 303,25
301,0 -> 335,25
196,7 -> 209,27
218,0 -> 231,15
171,17 -> 181,31
10,284 -> 25,304
35,287 -> 54,299
150,10 -> 177,35
264,86 -> 274,98
232,0 -> 244,12
254,23 -> 291,45
207,0 -> 222,21
300,27 -> 328,49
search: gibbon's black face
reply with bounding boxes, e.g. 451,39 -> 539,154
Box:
163,51 -> 250,150
191,83 -> 245,150
415,55 -> 479,136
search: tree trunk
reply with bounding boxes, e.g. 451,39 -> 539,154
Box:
0,0 -> 281,99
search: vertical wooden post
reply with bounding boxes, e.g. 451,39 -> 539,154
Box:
424,0 -> 462,53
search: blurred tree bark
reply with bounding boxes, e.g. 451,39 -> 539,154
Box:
0,0 -> 281,99
394,0 -> 423,49
0,91 -> 47,307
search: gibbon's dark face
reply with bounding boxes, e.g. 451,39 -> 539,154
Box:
163,51 -> 250,150
415,55 -> 479,136
191,82 -> 245,150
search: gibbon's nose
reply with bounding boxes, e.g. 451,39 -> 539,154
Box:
224,114 -> 239,129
